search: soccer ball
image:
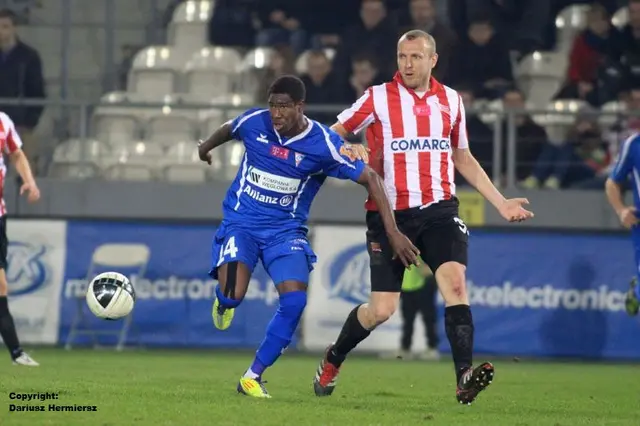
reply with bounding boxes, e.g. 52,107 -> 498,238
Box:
86,272 -> 136,320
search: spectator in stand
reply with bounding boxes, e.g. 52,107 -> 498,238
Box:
555,3 -> 623,106
448,0 -> 550,58
207,0 -> 259,48
300,50 -> 345,125
620,0 -> 640,89
453,85 -> 495,185
0,8 -> 45,174
446,17 -> 514,99
254,0 -> 308,55
300,0 -> 360,50
332,0 -> 398,85
499,89 -> 548,186
254,45 -> 296,104
398,0 -> 456,80
523,112 -> 611,189
344,53 -> 387,102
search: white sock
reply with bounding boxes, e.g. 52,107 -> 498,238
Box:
243,368 -> 260,379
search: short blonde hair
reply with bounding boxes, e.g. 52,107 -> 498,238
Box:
398,29 -> 437,54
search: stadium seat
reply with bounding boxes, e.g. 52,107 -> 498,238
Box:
49,138 -> 110,179
236,47 -> 276,95
127,46 -> 191,97
222,141 -> 246,180
163,141 -> 209,183
537,99 -> 589,143
65,243 -> 148,351
167,0 -> 214,49
184,47 -> 243,101
516,51 -> 568,109
555,4 -> 590,53
145,111 -> 198,147
599,100 -> 627,128
101,141 -> 164,181
612,7 -> 629,29
294,48 -> 337,74
92,91 -> 144,145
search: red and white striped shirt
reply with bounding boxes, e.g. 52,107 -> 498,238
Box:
0,112 -> 23,216
338,73 -> 468,211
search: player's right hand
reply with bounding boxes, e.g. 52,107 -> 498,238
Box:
197,140 -> 212,165
387,230 -> 420,268
344,143 -> 370,164
619,206 -> 638,229
20,181 -> 40,203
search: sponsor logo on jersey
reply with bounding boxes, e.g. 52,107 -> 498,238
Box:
247,166 -> 300,194
242,186 -> 293,206
390,138 -> 451,152
257,133 -> 269,144
270,145 -> 290,160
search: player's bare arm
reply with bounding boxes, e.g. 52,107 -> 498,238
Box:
452,147 -> 533,223
356,165 -> 419,267
9,149 -> 39,203
605,177 -> 637,229
197,122 -> 234,165
331,122 -> 370,164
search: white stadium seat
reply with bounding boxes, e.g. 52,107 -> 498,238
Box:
127,46 -> 191,97
145,111 -> 198,146
163,141 -> 209,183
50,138 -> 110,179
184,47 -> 242,101
295,48 -> 337,74
101,141 -> 164,181
599,100 -> 627,128
555,5 -> 590,53
516,51 -> 568,109
168,0 -> 214,49
612,7 -> 629,29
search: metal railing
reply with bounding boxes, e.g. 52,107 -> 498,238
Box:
1,97 -> 634,189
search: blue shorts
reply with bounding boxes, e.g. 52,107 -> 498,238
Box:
632,227 -> 640,278
209,220 -> 317,285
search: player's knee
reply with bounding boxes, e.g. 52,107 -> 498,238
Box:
278,289 -> 307,318
0,273 -> 7,296
368,297 -> 398,325
436,262 -> 467,303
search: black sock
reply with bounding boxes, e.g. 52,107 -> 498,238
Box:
445,304 -> 474,383
0,296 -> 22,359
327,304 -> 371,367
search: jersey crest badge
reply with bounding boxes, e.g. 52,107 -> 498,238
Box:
295,153 -> 305,167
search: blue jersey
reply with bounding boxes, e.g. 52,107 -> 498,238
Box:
610,132 -> 640,210
222,108 -> 366,229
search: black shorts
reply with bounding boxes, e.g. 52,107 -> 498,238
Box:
0,216 -> 7,269
366,198 -> 468,293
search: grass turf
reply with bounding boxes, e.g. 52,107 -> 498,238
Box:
0,348 -> 637,425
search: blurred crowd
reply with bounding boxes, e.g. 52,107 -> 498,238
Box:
1,0 -> 640,189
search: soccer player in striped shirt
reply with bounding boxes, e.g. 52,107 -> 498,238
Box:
312,30 -> 534,405
0,111 -> 40,366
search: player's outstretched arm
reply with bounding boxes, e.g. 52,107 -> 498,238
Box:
197,122 -> 233,165
605,177 -> 637,229
452,148 -> 533,222
9,149 -> 40,203
357,166 -> 420,267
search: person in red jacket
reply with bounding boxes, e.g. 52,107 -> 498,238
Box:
555,3 -> 623,106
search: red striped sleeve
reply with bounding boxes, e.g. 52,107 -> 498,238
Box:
450,95 -> 468,149
337,88 -> 375,134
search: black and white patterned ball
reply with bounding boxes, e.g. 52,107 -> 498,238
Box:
86,272 -> 136,320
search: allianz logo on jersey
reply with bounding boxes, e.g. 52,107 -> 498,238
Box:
391,137 -> 451,152
247,166 -> 300,194
243,186 -> 294,207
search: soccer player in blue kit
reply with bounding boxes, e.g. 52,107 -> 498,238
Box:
605,132 -> 640,316
197,75 -> 420,398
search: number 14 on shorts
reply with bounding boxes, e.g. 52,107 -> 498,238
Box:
219,236 -> 239,263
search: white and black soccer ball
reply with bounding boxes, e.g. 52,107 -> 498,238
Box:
86,272 -> 136,320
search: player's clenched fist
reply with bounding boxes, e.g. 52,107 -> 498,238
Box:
197,140 -> 212,165
619,206 -> 638,229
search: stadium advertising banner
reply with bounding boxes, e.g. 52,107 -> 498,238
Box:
304,226 -> 640,360
57,220 -> 284,348
6,220 -> 67,344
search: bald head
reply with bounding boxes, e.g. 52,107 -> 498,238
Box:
397,30 -> 438,90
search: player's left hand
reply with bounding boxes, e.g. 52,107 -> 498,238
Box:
197,140 -> 212,165
498,198 -> 534,223
343,143 -> 370,164
20,181 -> 40,203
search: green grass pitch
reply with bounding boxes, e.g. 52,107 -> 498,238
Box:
0,348 -> 637,425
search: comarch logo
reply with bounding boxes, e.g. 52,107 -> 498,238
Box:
6,241 -> 49,296
64,275 -> 280,306
327,244 -> 627,312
